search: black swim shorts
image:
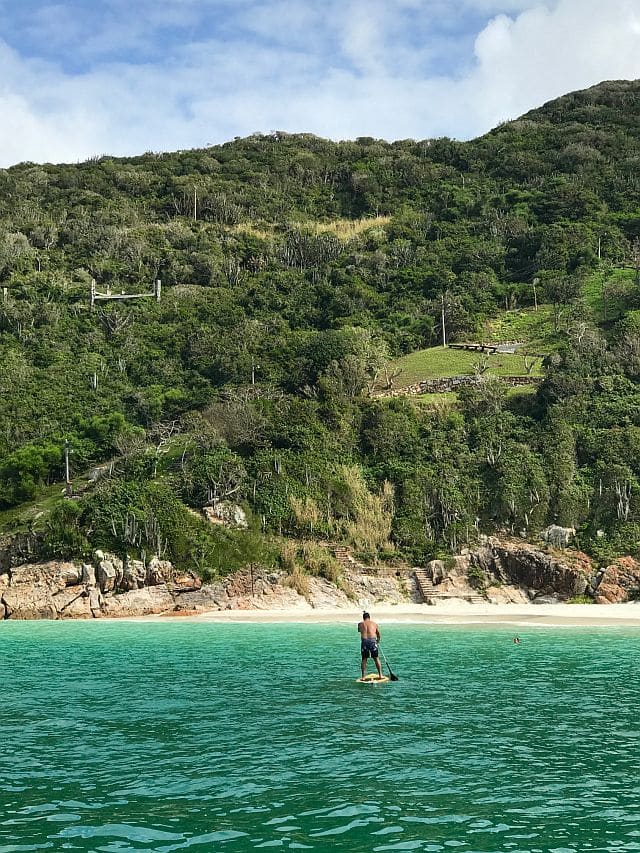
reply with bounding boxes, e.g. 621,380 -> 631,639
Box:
361,638 -> 379,659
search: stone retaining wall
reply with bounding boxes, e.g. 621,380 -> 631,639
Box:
378,374 -> 542,397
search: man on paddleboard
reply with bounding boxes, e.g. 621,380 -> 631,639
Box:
358,612 -> 384,680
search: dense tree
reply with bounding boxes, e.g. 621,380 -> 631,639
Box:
3,80 -> 640,569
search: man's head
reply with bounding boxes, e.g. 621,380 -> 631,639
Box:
362,611 -> 370,620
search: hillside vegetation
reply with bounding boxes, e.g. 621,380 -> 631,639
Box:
2,79 -> 640,571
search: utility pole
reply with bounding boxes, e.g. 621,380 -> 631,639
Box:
533,277 -> 539,312
194,187 -> 198,222
64,440 -> 72,497
441,293 -> 447,348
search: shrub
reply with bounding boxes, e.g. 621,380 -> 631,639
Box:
300,540 -> 341,582
467,565 -> 486,590
285,565 -> 311,598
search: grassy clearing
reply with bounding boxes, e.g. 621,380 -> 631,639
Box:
0,484 -> 64,535
230,216 -> 390,242
228,223 -> 275,241
386,347 -> 543,389
483,305 -> 558,353
409,392 -> 459,407
308,216 -> 390,240
483,267 -> 635,351
583,268 -> 635,324
506,384 -> 538,398
377,384 -> 536,408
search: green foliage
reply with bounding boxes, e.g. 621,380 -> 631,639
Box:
82,476 -> 276,578
4,81 -> 640,567
467,565 -> 486,591
42,499 -> 91,559
0,442 -> 63,506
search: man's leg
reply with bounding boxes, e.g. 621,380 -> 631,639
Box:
361,653 -> 367,679
374,653 -> 383,679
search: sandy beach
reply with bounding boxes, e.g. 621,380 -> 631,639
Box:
183,601 -> 640,628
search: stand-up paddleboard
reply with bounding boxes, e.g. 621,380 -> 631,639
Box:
356,673 -> 390,684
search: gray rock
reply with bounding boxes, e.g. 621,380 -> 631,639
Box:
102,555 -> 124,587
88,588 -> 103,616
60,565 -> 82,586
493,545 -> 588,599
541,525 -> 576,549
203,502 -> 248,529
147,557 -> 173,586
427,559 -> 446,582
82,563 -> 96,586
102,586 -> 175,618
121,559 -> 145,591
97,560 -> 117,593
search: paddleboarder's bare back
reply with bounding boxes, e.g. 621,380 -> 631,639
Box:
358,612 -> 383,679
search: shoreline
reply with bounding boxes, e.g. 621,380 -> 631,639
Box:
119,601 -> 640,628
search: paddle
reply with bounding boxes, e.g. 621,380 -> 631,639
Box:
379,646 -> 399,681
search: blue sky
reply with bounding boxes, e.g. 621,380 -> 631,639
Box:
0,0 -> 639,166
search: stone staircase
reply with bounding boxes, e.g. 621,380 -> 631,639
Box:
414,568 -> 485,604
332,545 -> 352,567
328,546 -> 486,603
331,545 -> 377,575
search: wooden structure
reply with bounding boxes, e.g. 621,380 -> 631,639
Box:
448,342 -> 498,353
90,278 -> 161,309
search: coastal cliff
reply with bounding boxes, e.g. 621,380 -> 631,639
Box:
0,548 -> 410,619
2,536 -> 639,619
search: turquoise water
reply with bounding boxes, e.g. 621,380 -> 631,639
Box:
2,622 -> 640,852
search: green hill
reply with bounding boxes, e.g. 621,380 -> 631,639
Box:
2,79 -> 640,569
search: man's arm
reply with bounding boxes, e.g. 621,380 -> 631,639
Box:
357,621 -> 363,634
376,626 -> 381,641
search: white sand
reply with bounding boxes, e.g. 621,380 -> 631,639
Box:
184,600 -> 640,628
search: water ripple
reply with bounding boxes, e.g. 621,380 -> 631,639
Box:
2,623 -> 640,851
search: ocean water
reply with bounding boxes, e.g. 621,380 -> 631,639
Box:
2,621 -> 640,853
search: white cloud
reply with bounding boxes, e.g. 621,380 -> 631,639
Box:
0,0 -> 639,166
470,0 -> 640,124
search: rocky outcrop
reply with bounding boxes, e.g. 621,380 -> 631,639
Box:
0,549 -> 415,619
102,586 -> 177,618
1,561 -> 96,619
203,503 -> 248,529
594,557 -> 640,603
540,525 -> 576,549
418,538 -> 593,603
0,551 -> 202,620
488,541 -> 591,600
96,558 -> 118,592
2,534 -> 637,620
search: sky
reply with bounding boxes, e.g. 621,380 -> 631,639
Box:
0,0 -> 639,167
